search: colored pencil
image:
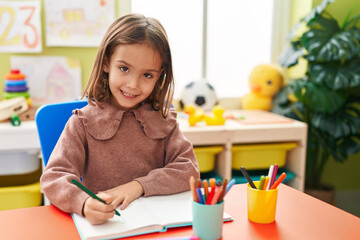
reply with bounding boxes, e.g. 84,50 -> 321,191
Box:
206,186 -> 216,204
190,176 -> 198,202
263,176 -> 270,190
218,178 -> 228,203
226,178 -> 236,194
202,179 -> 209,202
209,178 -> 216,188
270,172 -> 287,190
197,188 -> 204,204
211,186 -> 223,205
269,164 -> 278,189
258,175 -> 265,190
240,166 -> 256,189
266,165 -> 274,190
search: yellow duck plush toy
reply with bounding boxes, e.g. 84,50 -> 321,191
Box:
204,105 -> 226,125
184,104 -> 204,126
242,64 -> 284,111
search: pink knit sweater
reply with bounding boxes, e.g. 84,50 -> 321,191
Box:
40,102 -> 200,215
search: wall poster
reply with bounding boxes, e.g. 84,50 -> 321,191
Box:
11,56 -> 82,106
0,1 -> 42,53
44,0 -> 115,47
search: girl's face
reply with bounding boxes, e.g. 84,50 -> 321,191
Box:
104,43 -> 163,110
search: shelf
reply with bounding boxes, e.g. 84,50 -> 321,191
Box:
180,110 -> 307,191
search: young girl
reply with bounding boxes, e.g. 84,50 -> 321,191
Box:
40,14 -> 200,225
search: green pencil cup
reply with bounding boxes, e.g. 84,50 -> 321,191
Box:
192,200 -> 224,240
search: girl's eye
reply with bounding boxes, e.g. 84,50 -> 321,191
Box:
144,73 -> 153,79
120,67 -> 129,72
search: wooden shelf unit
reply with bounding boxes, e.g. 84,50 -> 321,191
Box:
179,110 -> 307,191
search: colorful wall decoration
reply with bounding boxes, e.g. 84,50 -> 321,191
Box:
11,56 -> 82,106
0,1 -> 42,53
44,0 -> 115,47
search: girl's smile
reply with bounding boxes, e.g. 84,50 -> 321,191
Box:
120,89 -> 138,98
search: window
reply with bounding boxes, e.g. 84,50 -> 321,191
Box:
131,0 -> 289,99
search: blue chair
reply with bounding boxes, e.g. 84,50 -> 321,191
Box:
35,100 -> 88,167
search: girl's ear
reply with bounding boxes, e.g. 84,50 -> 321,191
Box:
103,57 -> 109,73
159,68 -> 165,79
159,69 -> 166,90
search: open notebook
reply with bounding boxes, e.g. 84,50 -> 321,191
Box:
72,191 -> 233,240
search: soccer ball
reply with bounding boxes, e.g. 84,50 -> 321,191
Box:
180,79 -> 218,111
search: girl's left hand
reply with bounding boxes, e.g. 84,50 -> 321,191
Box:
100,181 -> 144,210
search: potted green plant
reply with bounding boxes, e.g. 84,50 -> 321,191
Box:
273,0 -> 360,203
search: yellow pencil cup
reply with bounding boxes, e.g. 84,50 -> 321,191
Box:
247,181 -> 278,224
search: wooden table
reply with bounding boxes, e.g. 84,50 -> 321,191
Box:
0,184 -> 359,240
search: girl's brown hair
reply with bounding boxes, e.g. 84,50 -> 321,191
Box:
82,14 -> 174,118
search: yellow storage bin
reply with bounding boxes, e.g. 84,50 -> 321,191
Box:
0,167 -> 42,188
0,182 -> 42,211
194,146 -> 224,173
231,142 -> 297,170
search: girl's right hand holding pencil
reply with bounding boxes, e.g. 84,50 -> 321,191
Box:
83,181 -> 144,225
83,192 -> 117,225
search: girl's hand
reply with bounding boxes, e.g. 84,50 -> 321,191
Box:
83,192 -> 116,225
101,181 -> 144,210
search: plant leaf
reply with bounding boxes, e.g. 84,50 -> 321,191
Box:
302,0 -> 334,25
309,58 -> 360,90
290,80 -> 345,113
311,98 -> 360,139
272,86 -> 305,121
278,46 -> 305,67
335,137 -> 360,162
302,28 -> 360,62
302,29 -> 332,61
286,0 -> 334,41
272,85 -> 291,106
343,12 -> 360,29
272,101 -> 304,121
307,14 -> 340,34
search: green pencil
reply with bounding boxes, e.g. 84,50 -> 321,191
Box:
71,179 -> 120,216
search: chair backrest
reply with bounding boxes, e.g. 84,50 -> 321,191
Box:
35,100 -> 88,167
